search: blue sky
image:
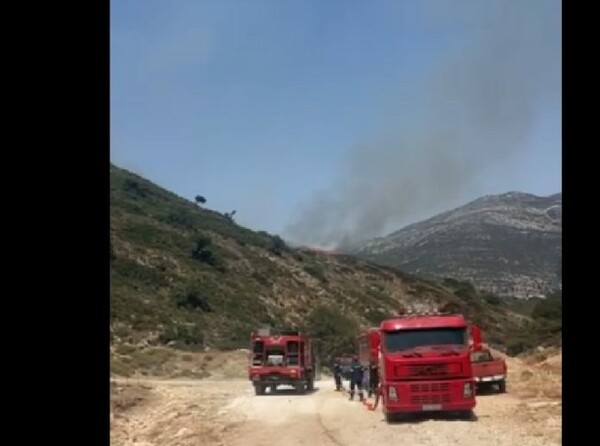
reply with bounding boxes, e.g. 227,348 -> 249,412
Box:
111,0 -> 561,244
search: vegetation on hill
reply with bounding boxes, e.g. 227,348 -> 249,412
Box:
110,164 -> 559,376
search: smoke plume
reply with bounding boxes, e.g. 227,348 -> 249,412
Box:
285,0 -> 560,249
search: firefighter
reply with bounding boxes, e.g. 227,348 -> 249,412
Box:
368,360 -> 379,398
362,363 -> 370,392
349,356 -> 364,401
332,357 -> 342,391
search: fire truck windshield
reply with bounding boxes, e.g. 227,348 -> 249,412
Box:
384,327 -> 467,352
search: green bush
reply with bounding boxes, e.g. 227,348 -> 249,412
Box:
191,237 -> 226,272
269,235 -> 288,256
122,178 -> 149,199
304,263 -> 327,282
365,308 -> 389,326
303,305 -> 359,365
531,292 -> 561,321
159,323 -> 204,347
163,209 -> 197,230
484,294 -> 503,306
175,291 -> 212,313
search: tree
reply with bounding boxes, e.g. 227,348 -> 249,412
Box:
269,235 -> 287,256
195,195 -> 207,205
303,305 -> 359,365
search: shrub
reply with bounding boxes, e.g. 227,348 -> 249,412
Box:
164,209 -> 196,230
175,291 -> 212,313
531,293 -> 561,321
304,263 -> 327,282
191,236 -> 226,271
122,179 -> 148,198
303,305 -> 359,365
159,323 -> 204,347
269,235 -> 288,256
484,294 -> 503,306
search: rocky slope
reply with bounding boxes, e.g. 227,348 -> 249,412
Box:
351,192 -> 561,298
110,164 -> 530,363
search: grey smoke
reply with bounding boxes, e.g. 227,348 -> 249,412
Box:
285,0 -> 560,248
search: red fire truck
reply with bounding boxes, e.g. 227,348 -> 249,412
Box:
247,328 -> 316,395
469,327 -> 508,394
364,312 -> 479,421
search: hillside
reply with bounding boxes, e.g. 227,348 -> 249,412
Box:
350,192 -> 562,298
110,165 -> 546,373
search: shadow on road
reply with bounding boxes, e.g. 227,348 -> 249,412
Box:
475,387 -> 507,397
383,410 -> 479,424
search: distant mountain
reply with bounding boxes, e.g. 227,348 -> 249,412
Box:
349,192 -> 562,298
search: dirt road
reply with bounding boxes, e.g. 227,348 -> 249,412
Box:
111,377 -> 561,446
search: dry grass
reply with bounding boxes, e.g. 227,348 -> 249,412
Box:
110,382 -> 154,421
507,348 -> 562,400
110,380 -> 248,446
111,347 -> 249,380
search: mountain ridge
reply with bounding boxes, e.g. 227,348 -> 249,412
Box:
349,191 -> 561,298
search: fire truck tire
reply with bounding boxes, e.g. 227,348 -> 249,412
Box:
477,382 -> 489,394
306,377 -> 314,391
384,411 -> 397,423
294,383 -> 306,394
456,410 -> 474,421
254,384 -> 266,395
498,379 -> 506,393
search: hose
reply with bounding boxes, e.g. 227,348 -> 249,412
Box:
363,385 -> 381,411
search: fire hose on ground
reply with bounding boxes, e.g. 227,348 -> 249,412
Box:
336,380 -> 380,411
362,385 -> 381,411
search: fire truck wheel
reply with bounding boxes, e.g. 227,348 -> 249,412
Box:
456,410 -> 474,421
497,380 -> 506,393
294,383 -> 306,394
254,384 -> 266,395
476,382 -> 488,394
306,378 -> 314,391
384,411 -> 398,423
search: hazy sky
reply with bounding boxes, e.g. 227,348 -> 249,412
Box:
111,0 -> 561,246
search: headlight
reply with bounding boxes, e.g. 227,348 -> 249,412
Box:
388,386 -> 398,401
463,382 -> 473,398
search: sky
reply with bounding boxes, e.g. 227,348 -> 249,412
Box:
111,0 -> 561,247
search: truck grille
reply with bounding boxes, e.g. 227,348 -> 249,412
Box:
409,382 -> 451,405
404,363 -> 451,377
264,374 -> 285,381
411,394 -> 451,404
410,383 -> 450,393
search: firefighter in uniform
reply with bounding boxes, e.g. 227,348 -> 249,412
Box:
332,358 -> 342,391
368,360 -> 379,398
349,356 -> 364,401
